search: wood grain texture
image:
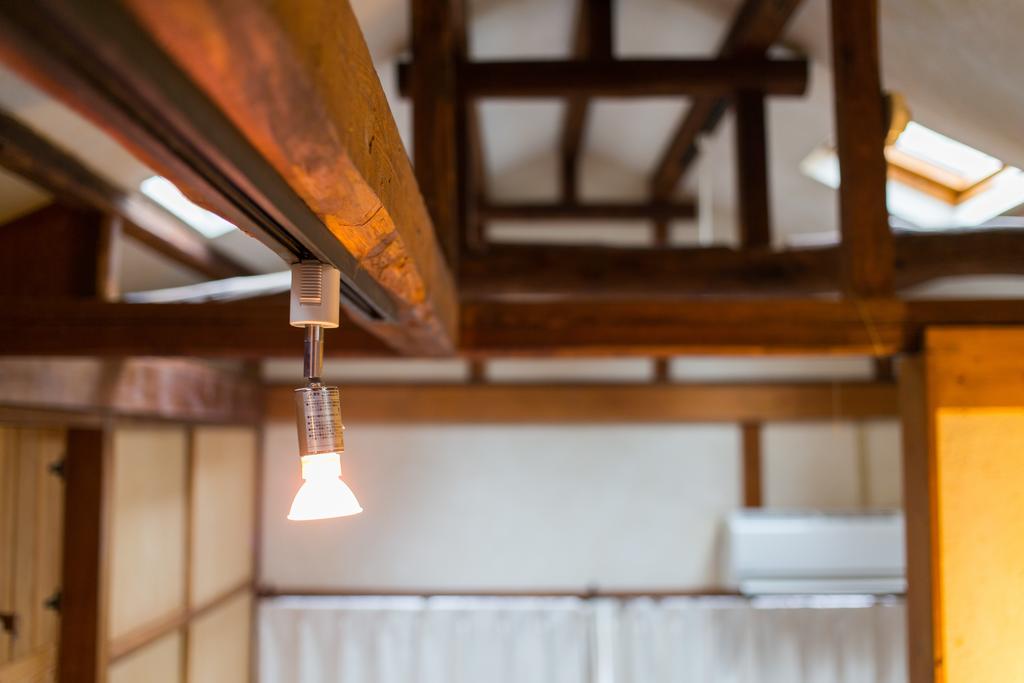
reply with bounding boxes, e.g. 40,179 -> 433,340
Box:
830,0 -> 893,296
122,0 -> 458,354
59,429 -> 109,683
0,358 -> 261,425
264,382 -> 898,423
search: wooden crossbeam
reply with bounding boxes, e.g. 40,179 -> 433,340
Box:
830,0 -> 894,296
264,382 -> 898,423
479,200 -> 696,222
1,295 -> 1023,357
561,0 -> 613,202
461,229 -> 1024,298
0,358 -> 260,424
0,0 -> 457,354
398,58 -> 808,98
0,110 -> 250,280
650,0 -> 804,199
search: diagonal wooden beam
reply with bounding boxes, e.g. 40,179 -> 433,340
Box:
650,0 -> 804,200
0,0 -> 458,355
0,109 -> 251,280
830,0 -> 893,296
561,0 -> 613,203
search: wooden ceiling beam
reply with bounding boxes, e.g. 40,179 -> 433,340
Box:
0,0 -> 457,354
0,357 -> 260,424
264,381 -> 899,423
0,110 -> 250,280
461,229 -> 1024,298
650,0 -> 804,199
2,295 -> 1024,357
397,58 -> 808,99
479,200 -> 696,222
830,0 -> 894,296
560,0 -> 613,203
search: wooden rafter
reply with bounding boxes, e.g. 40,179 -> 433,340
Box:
264,381 -> 898,423
0,109 -> 251,281
650,0 -> 804,200
398,58 -> 808,99
560,0 -> 613,202
830,0 -> 893,296
0,0 -> 458,355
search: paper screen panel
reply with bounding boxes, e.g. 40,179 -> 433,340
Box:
936,409 -> 1024,683
107,631 -> 181,683
190,427 -> 256,607
187,593 -> 251,683
108,426 -> 187,640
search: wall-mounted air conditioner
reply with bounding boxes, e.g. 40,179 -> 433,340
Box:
726,510 -> 905,595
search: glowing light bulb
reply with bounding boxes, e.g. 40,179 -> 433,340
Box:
288,452 -> 362,521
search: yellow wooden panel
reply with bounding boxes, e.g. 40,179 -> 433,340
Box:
24,430 -> 64,658
190,428 -> 256,607
937,409 -> 1024,683
186,593 -> 251,683
107,631 -> 181,683
108,427 -> 187,641
0,427 -> 16,667
0,644 -> 55,683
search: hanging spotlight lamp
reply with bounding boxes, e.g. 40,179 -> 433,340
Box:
287,261 -> 363,521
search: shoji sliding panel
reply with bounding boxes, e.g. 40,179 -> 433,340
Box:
101,424 -> 257,683
0,426 -> 65,683
107,427 -> 188,645
190,428 -> 257,607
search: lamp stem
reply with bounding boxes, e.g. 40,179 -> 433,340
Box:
303,324 -> 324,382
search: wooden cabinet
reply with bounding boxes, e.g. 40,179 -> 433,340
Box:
0,427 -> 65,683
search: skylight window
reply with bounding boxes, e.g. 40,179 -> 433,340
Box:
800,122 -> 1024,230
140,175 -> 238,239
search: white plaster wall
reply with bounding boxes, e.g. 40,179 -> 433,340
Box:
260,416 -> 902,592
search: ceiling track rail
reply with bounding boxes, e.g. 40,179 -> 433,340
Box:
0,0 -> 396,322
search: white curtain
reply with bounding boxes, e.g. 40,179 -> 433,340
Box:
259,595 -> 905,683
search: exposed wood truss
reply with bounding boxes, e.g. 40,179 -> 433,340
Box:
650,0 -> 804,200
264,381 -> 898,423
0,0 -> 457,355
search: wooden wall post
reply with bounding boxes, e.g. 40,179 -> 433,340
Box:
58,428 -> 109,683
734,90 -> 771,249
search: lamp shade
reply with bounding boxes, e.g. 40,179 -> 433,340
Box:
288,452 -> 363,521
